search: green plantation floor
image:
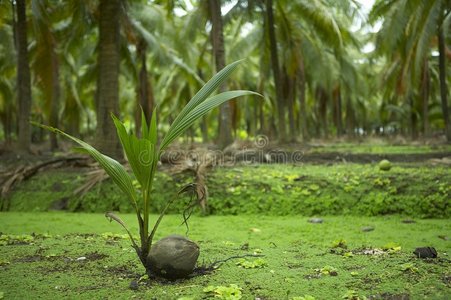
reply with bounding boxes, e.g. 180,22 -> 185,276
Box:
0,213 -> 450,300
5,162 -> 451,218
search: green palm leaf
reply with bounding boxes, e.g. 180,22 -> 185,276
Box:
160,91 -> 260,150
112,114 -> 156,192
160,60 -> 244,150
32,123 -> 138,208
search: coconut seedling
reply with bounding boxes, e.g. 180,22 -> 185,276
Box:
34,60 -> 259,279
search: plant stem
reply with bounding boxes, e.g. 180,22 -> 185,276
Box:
141,188 -> 149,258
147,195 -> 177,250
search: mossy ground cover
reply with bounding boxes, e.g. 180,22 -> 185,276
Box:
308,143 -> 451,154
0,212 -> 450,299
5,163 -> 450,218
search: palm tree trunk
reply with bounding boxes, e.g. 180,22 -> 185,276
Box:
438,24 -> 451,142
15,0 -> 32,152
136,40 -> 154,135
408,93 -> 417,140
201,117 -> 209,143
50,50 -> 60,150
287,76 -> 296,141
335,88 -> 343,137
332,86 -> 343,137
266,0 -> 286,142
317,87 -> 328,138
209,0 -> 233,148
346,97 -> 355,137
421,59 -> 430,137
96,0 -> 122,159
298,60 -> 308,141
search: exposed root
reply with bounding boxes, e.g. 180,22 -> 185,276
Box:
73,168 -> 108,196
163,149 -> 216,214
189,254 -> 266,278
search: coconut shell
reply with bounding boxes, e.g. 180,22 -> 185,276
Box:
147,235 -> 199,279
379,159 -> 392,171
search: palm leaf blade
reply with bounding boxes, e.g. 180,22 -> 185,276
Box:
161,91 -> 260,150
160,60 -> 244,150
33,123 -> 137,205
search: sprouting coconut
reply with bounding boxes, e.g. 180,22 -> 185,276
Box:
35,60 -> 260,281
378,159 -> 392,171
147,235 -> 200,279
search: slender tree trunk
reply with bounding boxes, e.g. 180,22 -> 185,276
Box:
201,117 -> 209,143
50,50 -> 60,150
16,0 -> 32,152
266,0 -> 286,142
209,0 -> 233,148
345,97 -> 355,137
317,87 -> 328,138
333,86 -> 343,137
438,24 -> 451,142
257,74 -> 265,134
408,93 -> 417,140
197,67 -> 209,143
287,76 -> 296,141
298,60 -> 308,141
258,102 -> 264,133
96,0 -> 122,159
2,109 -> 12,144
421,59 -> 430,137
136,40 -> 154,135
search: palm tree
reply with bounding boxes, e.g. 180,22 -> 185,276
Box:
265,0 -> 286,142
0,4 -> 16,144
15,0 -> 32,152
96,0 -> 123,159
370,0 -> 451,141
262,0 -> 360,140
437,11 -> 450,141
209,0 -> 233,148
31,0 -> 63,150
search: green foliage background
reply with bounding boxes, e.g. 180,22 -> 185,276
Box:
6,164 -> 450,218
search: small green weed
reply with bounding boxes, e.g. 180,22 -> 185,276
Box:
315,265 -> 338,276
400,263 -> 418,273
292,296 -> 316,300
203,284 -> 242,300
382,242 -> 401,253
236,258 -> 267,269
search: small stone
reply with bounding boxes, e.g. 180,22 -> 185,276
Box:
413,247 -> 437,258
308,218 -> 323,224
129,280 -> 139,291
362,226 -> 375,232
76,256 -> 86,261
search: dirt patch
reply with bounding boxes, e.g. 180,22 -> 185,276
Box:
103,264 -> 141,279
85,251 -> 108,261
14,255 -> 44,263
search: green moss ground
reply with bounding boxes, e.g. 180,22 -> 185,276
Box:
5,163 -> 450,218
308,143 -> 451,154
0,212 -> 450,299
